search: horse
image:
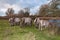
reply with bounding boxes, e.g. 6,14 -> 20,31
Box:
14,17 -> 21,26
21,17 -> 32,27
9,17 -> 14,26
34,17 -> 50,31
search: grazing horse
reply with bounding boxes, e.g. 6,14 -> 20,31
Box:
34,18 -> 40,28
14,17 -> 21,26
34,17 -> 50,31
9,18 -> 14,26
21,17 -> 32,26
39,20 -> 50,30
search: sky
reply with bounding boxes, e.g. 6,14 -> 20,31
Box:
0,0 -> 51,16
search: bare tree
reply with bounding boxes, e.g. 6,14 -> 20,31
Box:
24,8 -> 30,17
6,8 -> 14,17
38,4 -> 49,17
47,0 -> 60,17
38,0 -> 60,17
18,10 -> 25,17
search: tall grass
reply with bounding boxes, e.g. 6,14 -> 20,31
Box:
0,20 -> 60,40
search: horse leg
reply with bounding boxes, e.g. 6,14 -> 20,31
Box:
10,22 -> 14,26
36,23 -> 38,28
39,23 -> 42,31
41,26 -> 43,31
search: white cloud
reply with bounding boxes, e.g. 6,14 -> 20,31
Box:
30,5 -> 40,15
46,0 -> 52,4
0,2 -> 23,14
0,8 -> 7,13
30,0 -> 51,15
0,0 -> 51,16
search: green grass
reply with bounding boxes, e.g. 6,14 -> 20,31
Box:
0,20 -> 60,40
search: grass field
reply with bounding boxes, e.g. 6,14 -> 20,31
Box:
0,20 -> 60,40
